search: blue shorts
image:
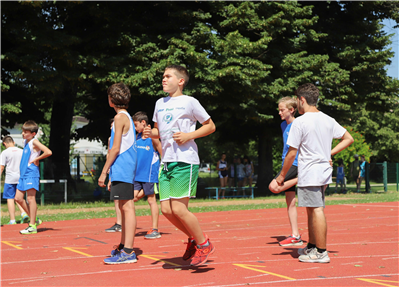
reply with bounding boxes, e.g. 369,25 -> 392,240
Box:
336,177 -> 344,184
17,177 -> 39,192
2,183 -> 17,199
134,181 -> 156,196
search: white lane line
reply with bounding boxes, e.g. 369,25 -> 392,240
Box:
341,261 -> 363,265
183,282 -> 216,287
244,274 -> 270,279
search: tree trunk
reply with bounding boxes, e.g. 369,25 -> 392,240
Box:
256,126 -> 274,195
47,86 -> 76,181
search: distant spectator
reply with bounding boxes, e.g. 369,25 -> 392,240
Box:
335,159 -> 346,194
216,153 -> 228,199
243,156 -> 254,188
358,155 -> 366,193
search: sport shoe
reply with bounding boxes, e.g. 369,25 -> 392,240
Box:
110,245 -> 122,257
105,223 -> 122,233
20,224 -> 37,235
104,250 -> 137,264
298,248 -> 330,263
183,238 -> 197,260
279,235 -> 303,246
21,215 -> 30,224
190,240 -> 215,266
36,218 -> 43,226
298,245 -> 315,256
144,229 -> 161,239
7,221 -> 17,225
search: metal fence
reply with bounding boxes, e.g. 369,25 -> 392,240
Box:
366,161 -> 399,192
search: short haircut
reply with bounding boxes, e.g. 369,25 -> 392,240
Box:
22,120 -> 39,134
165,65 -> 189,88
2,135 -> 14,144
133,111 -> 148,125
107,83 -> 131,109
278,96 -> 297,111
295,83 -> 319,106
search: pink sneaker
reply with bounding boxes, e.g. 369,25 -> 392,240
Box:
279,235 -> 303,246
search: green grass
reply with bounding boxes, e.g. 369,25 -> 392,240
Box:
1,190 -> 397,225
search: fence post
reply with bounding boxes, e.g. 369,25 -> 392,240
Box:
396,163 -> 399,192
383,161 -> 388,192
40,162 -> 44,206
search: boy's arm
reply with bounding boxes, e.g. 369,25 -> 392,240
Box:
152,138 -> 163,158
98,114 -> 125,187
331,131 -> 354,156
276,147 -> 297,186
0,165 -> 4,176
173,118 -> 216,145
31,140 -> 52,165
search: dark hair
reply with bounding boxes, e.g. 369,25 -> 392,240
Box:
22,120 -> 39,134
133,111 -> 148,125
107,83 -> 131,109
165,65 -> 189,88
2,135 -> 14,144
295,83 -> 319,106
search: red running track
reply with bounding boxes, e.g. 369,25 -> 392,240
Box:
1,202 -> 398,286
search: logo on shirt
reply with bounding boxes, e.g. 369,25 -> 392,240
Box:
166,108 -> 174,111
163,113 -> 173,124
158,109 -> 164,112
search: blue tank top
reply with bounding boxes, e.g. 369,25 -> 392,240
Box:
20,138 -> 40,178
337,166 -> 345,179
135,133 -> 160,183
109,111 -> 137,184
281,121 -> 298,167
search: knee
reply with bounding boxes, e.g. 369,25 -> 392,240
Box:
269,181 -> 279,194
161,206 -> 173,217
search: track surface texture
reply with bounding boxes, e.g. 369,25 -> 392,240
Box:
1,202 -> 398,286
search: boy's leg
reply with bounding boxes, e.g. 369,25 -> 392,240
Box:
119,199 -> 136,249
26,188 -> 37,226
170,197 -> 206,244
147,194 -> 159,230
286,191 -> 299,237
7,199 -> 16,221
15,189 -> 30,216
161,200 -> 191,237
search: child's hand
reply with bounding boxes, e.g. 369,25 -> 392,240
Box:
98,174 -> 107,188
143,125 -> 152,139
276,174 -> 285,187
173,132 -> 190,145
29,159 -> 39,166
107,181 -> 111,192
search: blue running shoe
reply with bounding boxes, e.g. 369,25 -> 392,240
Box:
21,215 -> 30,224
104,250 -> 137,264
110,245 -> 121,257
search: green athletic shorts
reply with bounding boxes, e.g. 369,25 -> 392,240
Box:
159,162 -> 199,201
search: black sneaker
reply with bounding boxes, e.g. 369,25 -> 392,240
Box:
105,223 -> 122,233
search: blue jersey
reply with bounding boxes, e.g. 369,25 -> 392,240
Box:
360,161 -> 366,177
281,121 -> 299,167
20,138 -> 41,178
135,133 -> 160,183
336,166 -> 345,179
109,111 -> 137,184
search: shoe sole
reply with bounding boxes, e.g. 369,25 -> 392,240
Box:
20,231 -> 37,235
105,230 -> 117,232
103,259 -> 137,264
280,241 -> 304,247
299,258 -> 330,263
144,235 -> 162,239
190,246 -> 215,266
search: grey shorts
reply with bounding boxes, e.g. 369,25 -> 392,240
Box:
297,185 -> 327,208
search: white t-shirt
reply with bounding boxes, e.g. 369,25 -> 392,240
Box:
0,146 -> 23,184
287,111 -> 346,187
153,95 -> 210,164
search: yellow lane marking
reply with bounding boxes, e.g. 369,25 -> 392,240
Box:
234,264 -> 296,280
63,247 -> 93,257
357,278 -> 399,287
139,254 -> 181,266
1,241 -> 23,250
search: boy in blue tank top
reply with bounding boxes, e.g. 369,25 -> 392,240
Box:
14,121 -> 52,235
98,83 -> 138,264
133,111 -> 163,239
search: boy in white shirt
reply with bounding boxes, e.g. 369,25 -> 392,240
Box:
144,65 -> 216,266
1,136 -> 27,224
276,83 -> 353,263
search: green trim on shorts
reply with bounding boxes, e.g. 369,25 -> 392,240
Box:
158,162 -> 199,201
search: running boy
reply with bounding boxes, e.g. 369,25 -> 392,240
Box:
98,83 -> 138,264
14,121 -> 52,234
1,136 -> 27,224
276,83 -> 353,263
143,65 -> 216,266
133,111 -> 162,239
269,96 -> 302,247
